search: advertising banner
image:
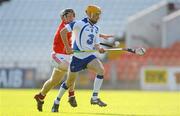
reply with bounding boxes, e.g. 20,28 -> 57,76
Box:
0,68 -> 36,88
140,67 -> 180,90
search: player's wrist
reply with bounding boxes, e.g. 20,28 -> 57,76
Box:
64,44 -> 71,50
98,47 -> 105,53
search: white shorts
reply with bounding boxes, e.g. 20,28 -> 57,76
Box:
51,52 -> 71,69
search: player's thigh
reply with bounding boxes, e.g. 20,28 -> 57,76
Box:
57,61 -> 69,71
51,53 -> 70,71
87,58 -> 104,74
50,68 -> 66,82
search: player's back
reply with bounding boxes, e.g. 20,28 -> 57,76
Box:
53,21 -> 72,54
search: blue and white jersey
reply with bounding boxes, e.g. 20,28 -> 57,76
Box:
65,18 -> 100,59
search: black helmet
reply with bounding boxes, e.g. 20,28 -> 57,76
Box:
60,8 -> 75,18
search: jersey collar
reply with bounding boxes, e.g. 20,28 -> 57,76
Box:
82,17 -> 94,26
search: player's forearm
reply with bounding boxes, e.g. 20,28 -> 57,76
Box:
99,34 -> 107,38
60,28 -> 70,49
99,33 -> 114,39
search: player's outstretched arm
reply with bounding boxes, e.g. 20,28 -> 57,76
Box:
99,33 -> 114,39
60,27 -> 73,54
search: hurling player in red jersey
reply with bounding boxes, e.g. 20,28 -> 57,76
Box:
34,9 -> 76,112
34,8 -> 113,112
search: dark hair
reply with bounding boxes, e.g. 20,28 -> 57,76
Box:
61,8 -> 75,18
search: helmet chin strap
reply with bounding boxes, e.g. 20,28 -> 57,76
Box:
88,18 -> 95,25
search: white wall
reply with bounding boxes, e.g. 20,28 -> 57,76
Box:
126,1 -> 169,48
162,9 -> 180,47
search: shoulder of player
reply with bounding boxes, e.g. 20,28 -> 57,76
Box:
69,18 -> 88,28
81,17 -> 88,23
74,17 -> 88,26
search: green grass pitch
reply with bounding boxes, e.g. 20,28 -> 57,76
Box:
0,89 -> 179,116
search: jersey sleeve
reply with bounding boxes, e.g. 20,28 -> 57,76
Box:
65,20 -> 82,32
65,21 -> 76,32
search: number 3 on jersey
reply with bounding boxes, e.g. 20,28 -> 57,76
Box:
87,34 -> 94,45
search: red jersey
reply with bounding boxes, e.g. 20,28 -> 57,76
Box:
53,21 -> 72,54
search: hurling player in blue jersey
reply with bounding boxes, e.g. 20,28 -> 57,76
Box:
51,5 -> 107,112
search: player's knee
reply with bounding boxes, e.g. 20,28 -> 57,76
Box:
49,76 -> 59,84
97,67 -> 105,76
57,66 -> 68,72
49,78 -> 59,85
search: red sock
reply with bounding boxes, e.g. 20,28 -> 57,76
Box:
68,91 -> 75,97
